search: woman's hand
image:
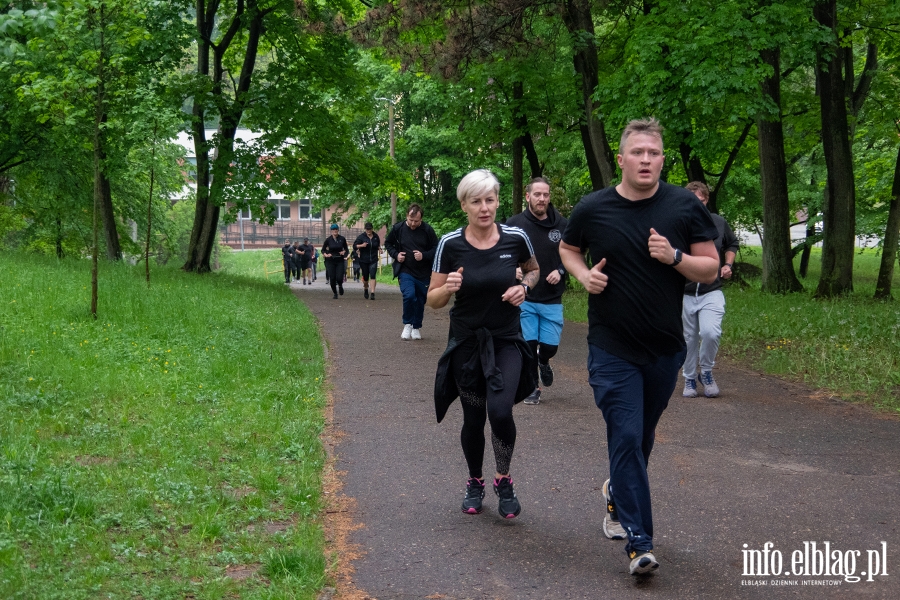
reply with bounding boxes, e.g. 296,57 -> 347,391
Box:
445,267 -> 463,293
501,284 -> 527,307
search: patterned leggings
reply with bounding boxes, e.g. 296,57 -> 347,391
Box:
452,342 -> 522,479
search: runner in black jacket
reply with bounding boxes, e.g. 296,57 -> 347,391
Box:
321,224 -> 349,299
384,204 -> 439,340
354,222 -> 381,300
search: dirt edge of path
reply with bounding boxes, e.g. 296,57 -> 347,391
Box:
318,324 -> 373,600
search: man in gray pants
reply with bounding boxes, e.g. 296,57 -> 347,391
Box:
681,181 -> 739,398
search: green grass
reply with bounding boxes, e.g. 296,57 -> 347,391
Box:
0,250 -> 328,598
562,247 -> 900,412
228,248 -> 397,285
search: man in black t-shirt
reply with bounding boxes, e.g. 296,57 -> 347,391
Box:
384,204 -> 439,340
297,238 -> 313,285
506,177 -> 568,405
560,118 -> 719,576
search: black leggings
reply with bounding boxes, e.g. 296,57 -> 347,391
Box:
452,341 -> 522,479
527,340 -> 558,379
325,260 -> 344,294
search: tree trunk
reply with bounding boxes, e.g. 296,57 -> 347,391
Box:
145,130 -> 156,285
90,1 -> 106,318
563,0 -> 614,189
512,81 -> 525,214
874,145 -> 900,300
56,214 -> 63,259
679,140 -> 707,185
523,132 -> 542,178
757,47 -> 803,294
97,153 -> 121,260
814,0 -> 855,297
183,0 -> 213,272
799,223 -> 815,278
184,1 -> 264,273
512,136 -> 524,215
580,124 -> 604,187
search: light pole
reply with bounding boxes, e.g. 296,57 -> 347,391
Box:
376,96 -> 397,225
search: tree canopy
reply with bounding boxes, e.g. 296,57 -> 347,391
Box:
1,0 -> 899,296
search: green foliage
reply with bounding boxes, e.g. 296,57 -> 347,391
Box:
1,0 -> 192,260
0,251 -> 328,598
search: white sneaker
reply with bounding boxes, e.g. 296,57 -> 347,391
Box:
411,328 -> 422,340
401,324 -> 413,340
629,551 -> 659,575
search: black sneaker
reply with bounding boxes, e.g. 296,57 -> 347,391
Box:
332,293 -> 338,299
461,477 -> 485,514
338,285 -> 344,296
364,288 -> 369,299
538,362 -> 554,387
493,476 -> 521,519
523,388 -> 541,405
370,293 -> 375,301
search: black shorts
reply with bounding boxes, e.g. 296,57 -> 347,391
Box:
359,262 -> 378,281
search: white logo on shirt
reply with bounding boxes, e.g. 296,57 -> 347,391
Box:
549,230 -> 561,242
499,254 -> 512,259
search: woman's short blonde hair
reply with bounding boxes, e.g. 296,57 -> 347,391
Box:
457,169 -> 500,203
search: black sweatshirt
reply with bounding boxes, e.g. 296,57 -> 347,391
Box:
384,220 -> 439,280
506,204 -> 568,304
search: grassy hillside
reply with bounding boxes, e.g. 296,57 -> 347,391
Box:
0,251 -> 327,598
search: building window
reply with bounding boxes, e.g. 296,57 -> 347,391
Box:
238,207 -> 252,220
297,198 -> 321,220
272,199 -> 291,221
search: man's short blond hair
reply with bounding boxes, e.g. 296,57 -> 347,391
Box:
457,169 -> 500,203
619,117 -> 664,151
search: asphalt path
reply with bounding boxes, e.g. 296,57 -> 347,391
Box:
294,276 -> 899,599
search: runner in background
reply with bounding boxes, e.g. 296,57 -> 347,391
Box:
506,177 -> 568,406
354,222 -> 381,300
322,224 -> 349,299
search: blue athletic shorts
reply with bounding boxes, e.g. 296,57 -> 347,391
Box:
520,301 -> 564,345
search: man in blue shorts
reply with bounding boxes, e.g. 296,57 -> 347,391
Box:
506,177 -> 567,405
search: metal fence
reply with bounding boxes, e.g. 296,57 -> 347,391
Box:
219,220 -> 367,249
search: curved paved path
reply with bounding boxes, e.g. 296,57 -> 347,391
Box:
294,278 -> 899,599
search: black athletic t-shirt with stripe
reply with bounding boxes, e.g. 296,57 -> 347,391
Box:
433,224 -> 534,333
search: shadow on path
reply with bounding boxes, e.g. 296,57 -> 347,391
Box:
295,277 -> 900,599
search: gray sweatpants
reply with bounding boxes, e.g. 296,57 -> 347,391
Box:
681,290 -> 725,379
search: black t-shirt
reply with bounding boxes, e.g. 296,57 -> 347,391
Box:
434,224 -> 534,333
296,244 -> 312,263
562,181 -> 717,365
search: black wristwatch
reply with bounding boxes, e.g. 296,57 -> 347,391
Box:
671,248 -> 683,266
521,283 -> 530,295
